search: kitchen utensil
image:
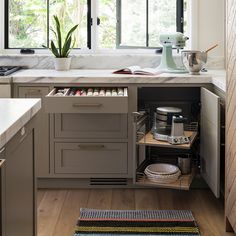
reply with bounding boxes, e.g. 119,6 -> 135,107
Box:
181,50 -> 207,75
157,32 -> 189,73
205,44 -> 218,53
155,107 -> 182,136
178,155 -> 191,174
171,115 -> 186,137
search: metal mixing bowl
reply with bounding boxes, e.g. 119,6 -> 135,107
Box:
181,50 -> 207,75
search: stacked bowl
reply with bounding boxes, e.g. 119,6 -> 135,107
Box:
144,163 -> 181,184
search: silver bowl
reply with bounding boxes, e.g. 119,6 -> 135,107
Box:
181,50 -> 207,75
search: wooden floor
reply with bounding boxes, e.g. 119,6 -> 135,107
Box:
37,188 -> 236,236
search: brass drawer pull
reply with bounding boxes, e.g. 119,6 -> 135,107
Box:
78,144 -> 105,150
73,103 -> 102,108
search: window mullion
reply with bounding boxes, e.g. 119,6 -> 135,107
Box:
146,0 -> 149,47
47,0 -> 49,48
90,0 -> 98,52
176,0 -> 184,32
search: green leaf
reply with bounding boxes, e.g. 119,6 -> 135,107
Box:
50,40 -> 60,57
53,15 -> 62,57
62,36 -> 72,57
64,24 -> 78,44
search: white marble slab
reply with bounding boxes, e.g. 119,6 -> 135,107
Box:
0,54 -> 225,70
0,76 -> 12,84
0,99 -> 41,149
11,69 -> 226,92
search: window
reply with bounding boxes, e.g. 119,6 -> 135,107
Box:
5,0 -> 90,49
4,0 -> 185,50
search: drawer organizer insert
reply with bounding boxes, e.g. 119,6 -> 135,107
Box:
45,87 -> 128,114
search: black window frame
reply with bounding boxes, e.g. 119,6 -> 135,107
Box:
4,0 -> 92,49
116,0 -> 184,49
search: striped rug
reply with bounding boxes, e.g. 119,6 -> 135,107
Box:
75,208 -> 200,235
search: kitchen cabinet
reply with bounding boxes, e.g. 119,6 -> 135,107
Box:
0,157 -> 6,236
16,86 -> 50,177
13,83 -> 224,193
44,86 -> 129,183
54,113 -> 127,139
54,142 -> 128,176
133,86 -> 221,197
1,118 -> 37,236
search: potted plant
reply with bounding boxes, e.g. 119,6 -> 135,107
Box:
49,15 -> 78,71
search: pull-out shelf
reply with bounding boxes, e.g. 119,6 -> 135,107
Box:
45,87 -> 128,113
138,131 -> 198,150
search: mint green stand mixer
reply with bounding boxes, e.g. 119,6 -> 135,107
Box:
157,32 -> 189,73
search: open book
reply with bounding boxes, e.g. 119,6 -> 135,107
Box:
113,66 -> 162,75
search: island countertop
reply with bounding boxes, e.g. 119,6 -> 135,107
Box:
11,69 -> 226,92
0,98 -> 41,149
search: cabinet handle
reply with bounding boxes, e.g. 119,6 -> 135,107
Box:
78,144 -> 105,150
73,103 -> 102,108
0,147 -> 5,154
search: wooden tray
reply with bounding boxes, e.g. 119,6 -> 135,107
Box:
136,169 -> 195,190
138,131 -> 198,150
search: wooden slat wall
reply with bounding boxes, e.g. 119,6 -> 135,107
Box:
226,0 -> 236,232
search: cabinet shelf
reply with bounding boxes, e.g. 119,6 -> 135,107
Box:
138,131 -> 198,150
136,169 -> 195,190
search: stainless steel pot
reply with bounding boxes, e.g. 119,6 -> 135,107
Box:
156,107 -> 182,126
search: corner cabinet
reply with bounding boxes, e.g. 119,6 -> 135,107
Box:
1,117 -> 37,236
133,86 -> 222,198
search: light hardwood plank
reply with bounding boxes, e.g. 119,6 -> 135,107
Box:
37,188 -> 235,236
37,190 -> 67,236
111,189 -> 135,210
134,189 -> 159,210
37,189 -> 46,208
52,189 -> 89,236
87,189 -> 112,209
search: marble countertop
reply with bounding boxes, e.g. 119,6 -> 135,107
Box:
0,76 -> 12,84
0,99 -> 41,149
1,69 -> 226,92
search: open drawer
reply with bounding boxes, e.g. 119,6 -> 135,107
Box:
45,87 -> 128,113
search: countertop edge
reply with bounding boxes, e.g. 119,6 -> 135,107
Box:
0,99 -> 41,149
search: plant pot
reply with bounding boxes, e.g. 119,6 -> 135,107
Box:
54,57 -> 71,71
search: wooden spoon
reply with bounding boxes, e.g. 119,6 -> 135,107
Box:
205,44 -> 218,53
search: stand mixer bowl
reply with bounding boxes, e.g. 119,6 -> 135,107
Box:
181,50 -> 207,75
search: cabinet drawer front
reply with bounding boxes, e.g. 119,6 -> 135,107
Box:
19,86 -> 50,98
45,88 -> 128,113
54,113 -> 127,139
54,143 -> 127,174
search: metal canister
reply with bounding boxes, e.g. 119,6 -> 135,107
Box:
178,155 -> 191,174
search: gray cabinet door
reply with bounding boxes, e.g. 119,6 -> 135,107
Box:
200,87 -> 220,198
5,125 -> 36,236
54,113 -> 128,139
54,142 -> 128,175
18,86 -> 50,177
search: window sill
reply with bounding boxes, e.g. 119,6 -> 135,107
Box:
0,48 -> 183,56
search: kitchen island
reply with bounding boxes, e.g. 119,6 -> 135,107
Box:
0,98 -> 41,236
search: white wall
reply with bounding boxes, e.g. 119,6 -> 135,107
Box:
194,0 -> 225,58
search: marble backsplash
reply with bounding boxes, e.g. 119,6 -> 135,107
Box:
0,54 -> 225,70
